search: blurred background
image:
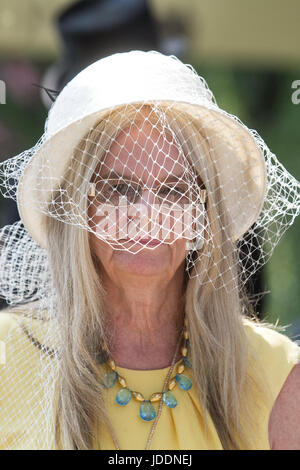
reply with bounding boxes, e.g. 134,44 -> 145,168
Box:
0,0 -> 299,338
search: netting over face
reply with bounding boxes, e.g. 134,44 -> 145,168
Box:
52,104 -> 210,254
0,51 -> 300,449
0,99 -> 300,300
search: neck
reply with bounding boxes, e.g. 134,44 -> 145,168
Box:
102,269 -> 186,370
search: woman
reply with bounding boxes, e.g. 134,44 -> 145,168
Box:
0,51 -> 299,450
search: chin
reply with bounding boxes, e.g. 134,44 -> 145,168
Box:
112,246 -> 170,277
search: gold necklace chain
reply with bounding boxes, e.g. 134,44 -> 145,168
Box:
111,326 -> 185,451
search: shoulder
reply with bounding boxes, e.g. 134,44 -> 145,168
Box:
243,319 -> 300,391
0,302 -> 54,363
243,319 -> 300,371
0,301 -> 40,335
0,309 -> 21,341
0,303 -> 53,449
243,318 -> 300,449
268,362 -> 300,449
0,305 -> 35,369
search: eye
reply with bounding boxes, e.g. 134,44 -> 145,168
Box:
158,184 -> 187,197
111,182 -> 129,195
108,181 -> 140,205
158,185 -> 172,196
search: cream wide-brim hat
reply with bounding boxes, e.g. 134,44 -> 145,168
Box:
16,50 -> 266,250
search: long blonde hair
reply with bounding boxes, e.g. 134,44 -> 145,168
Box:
45,104 -> 270,449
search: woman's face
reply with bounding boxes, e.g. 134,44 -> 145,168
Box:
88,119 -> 194,280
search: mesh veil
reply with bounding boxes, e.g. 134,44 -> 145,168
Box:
0,50 -> 299,449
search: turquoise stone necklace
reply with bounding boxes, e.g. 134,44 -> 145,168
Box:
100,317 -> 193,423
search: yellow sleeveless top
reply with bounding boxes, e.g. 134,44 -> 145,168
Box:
0,311 -> 300,450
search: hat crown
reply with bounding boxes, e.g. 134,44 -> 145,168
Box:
45,50 -> 216,137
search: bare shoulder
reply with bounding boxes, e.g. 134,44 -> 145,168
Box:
269,362 -> 300,450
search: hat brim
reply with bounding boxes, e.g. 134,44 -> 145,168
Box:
17,100 -> 266,250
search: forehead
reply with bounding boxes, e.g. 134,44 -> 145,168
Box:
98,119 -> 187,181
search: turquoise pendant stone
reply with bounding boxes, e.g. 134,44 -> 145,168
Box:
176,373 -> 192,391
139,400 -> 156,421
183,356 -> 193,369
101,370 -> 118,389
163,391 -> 178,408
116,387 -> 132,406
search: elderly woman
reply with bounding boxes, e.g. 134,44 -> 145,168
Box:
0,51 -> 300,450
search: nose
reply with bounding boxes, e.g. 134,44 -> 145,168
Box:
127,188 -> 155,226
138,188 -> 156,207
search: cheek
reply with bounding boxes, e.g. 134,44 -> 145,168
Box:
158,206 -> 197,243
89,231 -> 113,270
174,238 -> 188,264
87,203 -> 112,237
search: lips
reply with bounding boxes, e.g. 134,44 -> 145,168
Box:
120,238 -> 161,246
135,238 -> 160,246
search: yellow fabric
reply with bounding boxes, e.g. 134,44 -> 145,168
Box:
0,311 -> 300,450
